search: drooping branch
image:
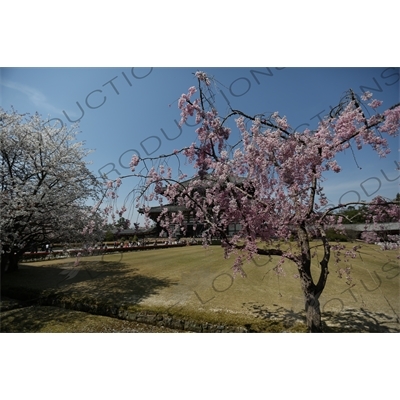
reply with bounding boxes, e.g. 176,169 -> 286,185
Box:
315,225 -> 330,297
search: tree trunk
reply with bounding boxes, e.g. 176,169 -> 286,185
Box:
1,250 -> 21,274
305,292 -> 323,333
296,223 -> 330,333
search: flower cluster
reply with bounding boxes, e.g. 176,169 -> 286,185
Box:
130,155 -> 140,172
195,71 -> 211,86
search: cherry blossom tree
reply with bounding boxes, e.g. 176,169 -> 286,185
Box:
0,109 -> 104,273
114,72 -> 400,332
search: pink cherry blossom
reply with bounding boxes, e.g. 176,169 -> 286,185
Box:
110,73 -> 399,332
368,99 -> 383,109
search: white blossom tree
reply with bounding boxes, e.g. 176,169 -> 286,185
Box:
0,109 -> 104,273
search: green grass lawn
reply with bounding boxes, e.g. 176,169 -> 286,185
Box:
1,243 -> 399,332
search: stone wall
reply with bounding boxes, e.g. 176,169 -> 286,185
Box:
38,294 -> 249,333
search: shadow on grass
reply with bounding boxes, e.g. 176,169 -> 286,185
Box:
322,308 -> 400,333
244,303 -> 305,331
243,302 -> 400,332
1,306 -> 90,333
1,260 -> 175,309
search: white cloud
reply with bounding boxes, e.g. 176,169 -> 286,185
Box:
0,80 -> 62,115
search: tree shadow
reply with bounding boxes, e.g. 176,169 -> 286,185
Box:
1,260 -> 175,313
244,303 -> 305,330
0,296 -> 26,312
243,302 -> 400,333
322,308 -> 399,333
1,306 -> 93,333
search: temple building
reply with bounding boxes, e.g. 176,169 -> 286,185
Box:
140,175 -> 244,239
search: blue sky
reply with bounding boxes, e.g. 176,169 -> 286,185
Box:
1,67 -> 399,223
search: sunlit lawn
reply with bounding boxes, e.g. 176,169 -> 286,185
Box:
1,242 -> 399,332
